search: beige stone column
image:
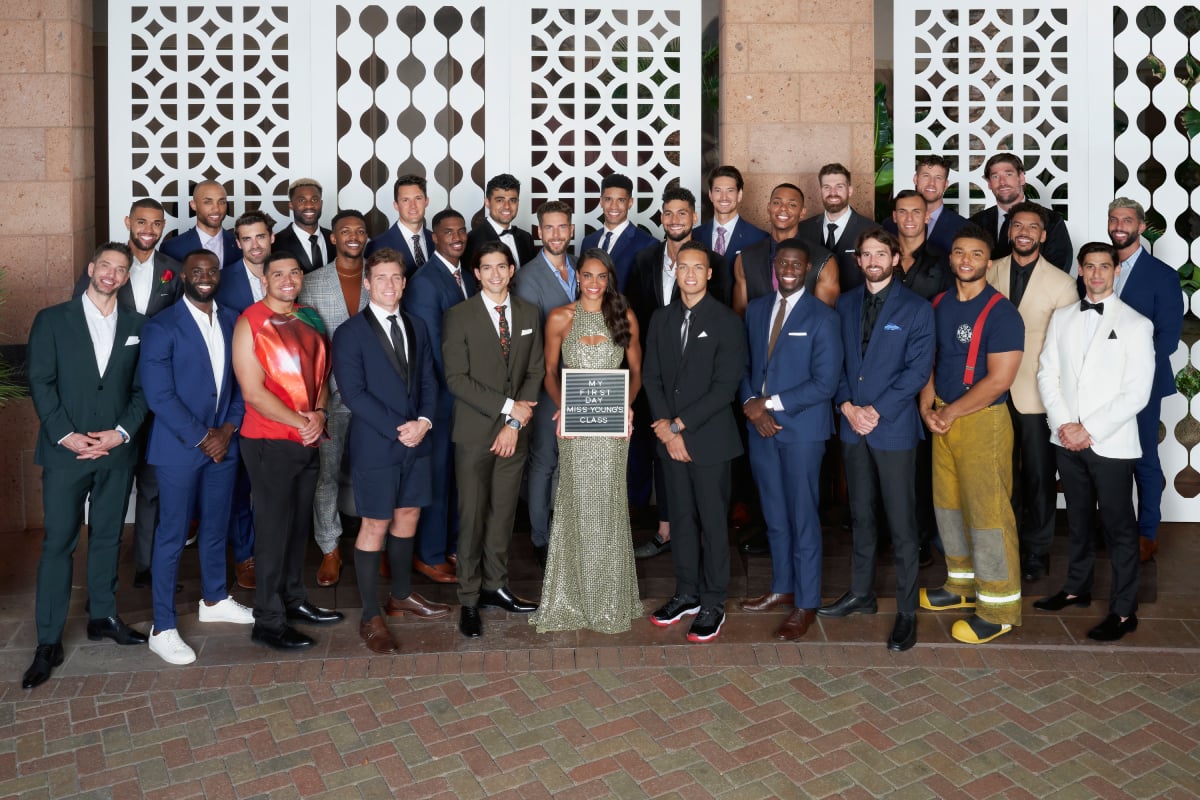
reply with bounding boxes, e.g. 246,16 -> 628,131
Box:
719,0 -> 875,227
0,0 -> 94,531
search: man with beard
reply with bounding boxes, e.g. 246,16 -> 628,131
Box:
732,183 -> 838,315
883,155 -> 968,254
139,250 -> 253,665
985,202 -> 1078,581
969,154 -> 1073,269
366,173 -> 436,276
1103,198 -> 1185,562
272,178 -> 333,273
626,187 -> 727,559
694,165 -> 767,262
513,201 -> 577,568
821,230 -> 934,651
73,199 -> 182,590
796,163 -> 875,294
23,243 -> 149,688
298,210 -> 371,587
919,225 -> 1024,644
162,180 -> 238,267
403,210 -> 480,583
464,173 -> 538,269
580,173 -> 656,291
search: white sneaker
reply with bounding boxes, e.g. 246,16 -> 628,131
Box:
198,596 -> 255,624
148,627 -> 196,665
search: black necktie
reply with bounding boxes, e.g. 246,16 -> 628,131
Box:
602,231 -> 613,252
825,223 -> 837,251
412,234 -> 426,268
1009,260 -> 1034,308
499,229 -> 512,237
680,308 -> 691,352
998,211 -> 1010,253
308,234 -> 322,269
862,292 -> 882,354
1079,299 -> 1104,315
387,314 -> 409,380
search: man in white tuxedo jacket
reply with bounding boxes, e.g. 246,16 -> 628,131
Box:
1034,242 -> 1154,642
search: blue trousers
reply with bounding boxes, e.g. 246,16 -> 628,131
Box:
1133,396 -> 1164,541
416,414 -> 457,565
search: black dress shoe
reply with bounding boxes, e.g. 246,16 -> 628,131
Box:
251,625 -> 315,650
133,569 -> 151,588
1033,590 -> 1092,611
22,643 -> 64,689
479,586 -> 538,613
460,606 -> 482,638
817,592 -> 878,617
918,542 -> 934,568
1087,613 -> 1138,642
286,602 -> 346,625
86,616 -> 148,645
888,612 -> 917,652
1021,552 -> 1050,581
534,544 -> 548,570
739,531 -> 770,556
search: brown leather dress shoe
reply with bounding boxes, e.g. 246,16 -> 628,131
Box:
446,553 -> 458,568
235,557 -> 256,590
739,592 -> 795,612
413,558 -> 457,584
386,592 -> 451,620
1139,537 -> 1157,562
359,616 -> 398,654
774,608 -> 817,641
316,550 -> 342,587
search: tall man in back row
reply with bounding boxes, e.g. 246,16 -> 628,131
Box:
919,224 -> 1025,645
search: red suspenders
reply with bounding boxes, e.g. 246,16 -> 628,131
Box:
932,291 -> 1004,387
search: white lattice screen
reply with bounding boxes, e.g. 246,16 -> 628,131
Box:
895,1 -> 1197,521
108,1 -> 700,247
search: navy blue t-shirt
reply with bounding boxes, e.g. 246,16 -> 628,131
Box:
933,284 -> 1024,405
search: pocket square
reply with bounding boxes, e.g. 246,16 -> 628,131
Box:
1108,330 -> 1118,339
124,335 -> 140,346
521,328 -> 533,335
697,331 -> 709,338
787,331 -> 807,337
884,322 -> 901,331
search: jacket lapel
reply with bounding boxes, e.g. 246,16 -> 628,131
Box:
363,309 -> 407,382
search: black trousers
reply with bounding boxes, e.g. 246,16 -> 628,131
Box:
1009,403 -> 1058,558
843,440 -> 920,613
1056,445 -> 1139,617
663,458 -> 731,608
241,437 -> 319,632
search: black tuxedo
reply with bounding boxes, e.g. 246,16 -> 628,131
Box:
464,221 -> 537,272
273,223 -> 333,273
627,241 -> 730,339
970,204 -> 1074,271
642,293 -> 745,607
797,209 -> 876,293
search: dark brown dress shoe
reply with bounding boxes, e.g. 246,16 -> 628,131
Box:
446,553 -> 458,568
413,558 -> 457,584
316,550 -> 342,587
359,616 -> 398,654
1139,538 -> 1157,563
774,608 -> 817,641
235,557 -> 256,590
386,592 -> 451,620
739,592 -> 794,612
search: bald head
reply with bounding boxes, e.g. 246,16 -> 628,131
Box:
190,180 -> 228,236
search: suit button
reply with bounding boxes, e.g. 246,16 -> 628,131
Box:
97,384 -> 104,390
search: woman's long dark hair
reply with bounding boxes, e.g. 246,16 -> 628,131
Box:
577,248 -> 631,348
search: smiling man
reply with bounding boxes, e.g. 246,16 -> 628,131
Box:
580,173 -> 656,291
365,174 -> 436,276
797,163 -> 874,294
694,165 -> 767,261
272,178 -> 333,273
969,154 -> 1073,269
139,250 -> 253,665
163,180 -> 238,267
464,174 -> 537,269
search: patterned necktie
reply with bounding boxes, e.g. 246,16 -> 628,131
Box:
308,234 -> 322,269
825,223 -> 837,252
412,234 -> 426,267
387,313 -> 410,380
452,267 -> 465,297
496,305 -> 511,361
602,230 -> 613,253
768,297 -> 787,361
715,226 -> 727,256
680,307 -> 691,352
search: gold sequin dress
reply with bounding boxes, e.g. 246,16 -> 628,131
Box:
530,307 -> 641,633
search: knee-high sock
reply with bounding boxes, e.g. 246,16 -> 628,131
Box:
354,548 -> 382,622
388,535 -> 414,600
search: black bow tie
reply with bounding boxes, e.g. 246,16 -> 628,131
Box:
499,228 -> 512,236
1080,299 -> 1104,314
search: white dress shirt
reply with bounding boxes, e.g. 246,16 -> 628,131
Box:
127,255 -> 155,314
243,263 -> 266,304
198,228 -> 225,265
366,302 -> 433,430
480,292 -> 516,417
764,288 -> 805,410
183,297 -> 226,403
600,219 -> 630,252
660,248 -> 678,306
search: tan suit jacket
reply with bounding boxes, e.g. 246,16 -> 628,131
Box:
987,254 -> 1078,413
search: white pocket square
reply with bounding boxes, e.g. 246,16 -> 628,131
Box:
521,328 -> 533,335
787,331 -> 807,337
697,331 -> 709,338
125,335 -> 140,345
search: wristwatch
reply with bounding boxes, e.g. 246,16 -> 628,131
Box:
764,398 -> 775,412
506,418 -> 522,430
669,421 -> 682,434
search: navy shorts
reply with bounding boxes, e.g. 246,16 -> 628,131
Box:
352,455 -> 432,519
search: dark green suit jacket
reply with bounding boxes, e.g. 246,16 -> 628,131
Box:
28,297 -> 149,472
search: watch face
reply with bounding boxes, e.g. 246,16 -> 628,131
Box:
670,422 -> 681,434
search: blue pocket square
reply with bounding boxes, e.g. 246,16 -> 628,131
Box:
884,322 -> 901,331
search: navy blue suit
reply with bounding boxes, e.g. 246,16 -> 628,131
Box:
161,227 -> 239,267
835,283 -> 935,611
401,255 -> 478,563
740,290 -> 842,608
140,299 -> 244,631
581,223 -> 657,292
366,223 -> 436,277
694,218 -> 769,261
1117,247 -> 1184,540
214,259 -> 258,316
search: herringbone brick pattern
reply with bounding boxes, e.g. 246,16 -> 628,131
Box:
3,663 -> 1198,799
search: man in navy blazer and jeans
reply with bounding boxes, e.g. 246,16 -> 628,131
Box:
821,229 -> 935,651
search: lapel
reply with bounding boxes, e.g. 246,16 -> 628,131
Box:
362,309 -> 408,383
862,284 -> 899,365
67,298 -> 103,381
174,300 -> 219,395
991,258 -> 1012,301
218,306 -> 236,397
652,243 -> 668,307
109,304 -> 140,378
1081,300 -> 1118,376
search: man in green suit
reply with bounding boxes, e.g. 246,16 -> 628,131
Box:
24,242 -> 151,689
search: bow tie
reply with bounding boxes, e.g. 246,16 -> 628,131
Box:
1080,299 -> 1104,314
499,228 -> 512,236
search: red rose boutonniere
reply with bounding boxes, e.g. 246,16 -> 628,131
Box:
161,269 -> 174,284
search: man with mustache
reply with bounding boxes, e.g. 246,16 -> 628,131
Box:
272,178 -> 333,273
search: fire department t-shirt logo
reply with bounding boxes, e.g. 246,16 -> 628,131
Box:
956,323 -> 972,344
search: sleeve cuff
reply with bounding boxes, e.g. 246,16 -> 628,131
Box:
770,394 -> 784,411
501,397 -> 514,416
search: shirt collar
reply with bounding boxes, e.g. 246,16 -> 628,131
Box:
81,291 -> 117,321
368,301 -> 401,323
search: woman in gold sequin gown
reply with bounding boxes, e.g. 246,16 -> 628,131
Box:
531,250 -> 643,633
